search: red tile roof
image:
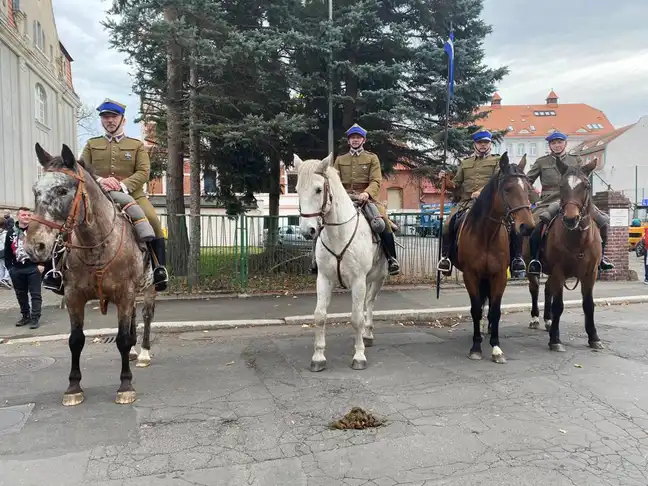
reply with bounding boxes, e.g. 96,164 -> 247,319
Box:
475,92 -> 616,139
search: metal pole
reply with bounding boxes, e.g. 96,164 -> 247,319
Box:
327,0 -> 334,157
635,165 -> 638,205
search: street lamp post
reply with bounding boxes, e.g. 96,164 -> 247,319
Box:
327,0 -> 334,157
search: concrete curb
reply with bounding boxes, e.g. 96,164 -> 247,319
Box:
3,294 -> 647,345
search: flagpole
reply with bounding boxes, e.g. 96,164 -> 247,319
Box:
436,25 -> 453,300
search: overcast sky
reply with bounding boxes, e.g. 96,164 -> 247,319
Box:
53,0 -> 647,140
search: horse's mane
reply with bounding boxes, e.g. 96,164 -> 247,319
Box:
47,155 -> 110,198
463,162 -> 525,227
296,158 -> 347,198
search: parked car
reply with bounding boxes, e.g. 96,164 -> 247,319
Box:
263,225 -> 312,249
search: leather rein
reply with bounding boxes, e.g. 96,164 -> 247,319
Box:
299,171 -> 361,289
30,166 -> 125,315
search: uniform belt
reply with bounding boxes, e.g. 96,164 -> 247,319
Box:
343,183 -> 368,192
542,186 -> 557,192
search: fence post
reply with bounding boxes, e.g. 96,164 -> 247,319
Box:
241,214 -> 249,290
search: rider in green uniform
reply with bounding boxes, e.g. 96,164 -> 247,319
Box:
436,130 -> 526,277
527,131 -> 614,275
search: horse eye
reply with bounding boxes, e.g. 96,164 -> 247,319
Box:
316,187 -> 322,194
56,187 -> 68,197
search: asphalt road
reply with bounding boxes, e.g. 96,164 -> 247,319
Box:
1,303 -> 648,485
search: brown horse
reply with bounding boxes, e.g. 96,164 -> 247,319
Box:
450,152 -> 535,363
24,144 -> 156,406
524,157 -> 603,352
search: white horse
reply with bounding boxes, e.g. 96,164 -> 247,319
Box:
294,153 -> 388,372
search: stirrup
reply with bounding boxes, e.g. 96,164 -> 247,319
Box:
527,259 -> 542,275
43,269 -> 65,295
388,258 -> 400,276
437,257 -> 452,274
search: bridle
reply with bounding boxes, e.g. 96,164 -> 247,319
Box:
488,170 -> 532,227
559,173 -> 592,231
30,165 -> 125,315
298,170 -> 361,288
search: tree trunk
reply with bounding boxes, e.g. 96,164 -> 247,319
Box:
266,156 -> 281,247
188,52 -> 201,290
164,5 -> 189,277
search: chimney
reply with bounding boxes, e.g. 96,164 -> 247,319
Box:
546,89 -> 559,105
491,92 -> 502,108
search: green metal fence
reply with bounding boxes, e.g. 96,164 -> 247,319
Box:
158,212 -> 446,292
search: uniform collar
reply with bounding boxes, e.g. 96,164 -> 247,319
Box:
473,149 -> 492,159
349,147 -> 364,157
104,133 -> 125,143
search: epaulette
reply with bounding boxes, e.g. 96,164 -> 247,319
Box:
88,136 -> 104,141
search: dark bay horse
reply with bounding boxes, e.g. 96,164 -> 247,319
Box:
24,144 -> 156,406
451,153 -> 535,363
524,157 -> 603,352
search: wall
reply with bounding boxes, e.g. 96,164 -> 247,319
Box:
593,191 -> 631,281
597,117 -> 648,206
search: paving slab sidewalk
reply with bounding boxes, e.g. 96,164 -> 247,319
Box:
1,280 -> 646,341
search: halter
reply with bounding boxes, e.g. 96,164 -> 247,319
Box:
559,173 -> 592,231
298,170 -> 361,288
30,165 -> 125,315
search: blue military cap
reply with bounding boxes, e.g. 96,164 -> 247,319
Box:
346,123 -> 367,138
97,99 -> 126,116
546,131 -> 567,142
471,130 -> 492,142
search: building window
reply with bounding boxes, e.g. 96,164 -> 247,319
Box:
35,83 -> 46,124
506,144 -> 513,154
32,20 -> 45,51
516,143 -> 525,156
529,143 -> 537,156
386,188 -> 403,210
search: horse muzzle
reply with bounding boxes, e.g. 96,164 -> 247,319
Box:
519,223 -> 534,237
562,215 -> 581,231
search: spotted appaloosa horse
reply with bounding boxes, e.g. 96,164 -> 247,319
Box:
524,157 -> 604,352
449,152 -> 535,363
24,143 -> 156,406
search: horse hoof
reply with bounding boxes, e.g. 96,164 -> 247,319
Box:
549,343 -> 566,352
115,390 -> 137,404
529,318 -> 540,330
544,321 -> 552,332
129,351 -> 138,362
491,354 -> 507,364
468,352 -> 483,361
363,337 -> 374,348
589,341 -> 604,350
351,359 -> 367,370
62,392 -> 84,407
310,360 -> 326,372
136,359 -> 151,368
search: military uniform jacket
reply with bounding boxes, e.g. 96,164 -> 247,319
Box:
527,153 -> 580,206
81,135 -> 151,200
450,154 -> 500,208
333,151 -> 382,200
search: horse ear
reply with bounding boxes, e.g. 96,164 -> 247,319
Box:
35,143 -> 52,168
582,157 -> 598,176
556,157 -> 569,176
499,152 -> 510,172
61,144 -> 77,169
318,152 -> 333,172
518,153 -> 527,172
293,154 -> 303,172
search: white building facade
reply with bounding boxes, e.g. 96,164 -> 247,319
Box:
0,0 -> 81,209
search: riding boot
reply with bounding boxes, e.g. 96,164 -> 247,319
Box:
527,222 -> 545,276
379,231 -> 400,276
42,254 -> 65,296
509,229 -> 526,278
599,225 -> 615,271
309,235 -> 318,274
437,230 -> 453,275
149,237 -> 169,291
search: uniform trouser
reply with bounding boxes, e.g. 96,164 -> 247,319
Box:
135,196 -> 165,238
10,264 -> 42,318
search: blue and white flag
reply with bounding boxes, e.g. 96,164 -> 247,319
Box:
443,31 -> 455,99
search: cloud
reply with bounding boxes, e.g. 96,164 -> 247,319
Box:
52,0 -> 140,138
481,0 -> 648,127
53,0 -> 648,140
